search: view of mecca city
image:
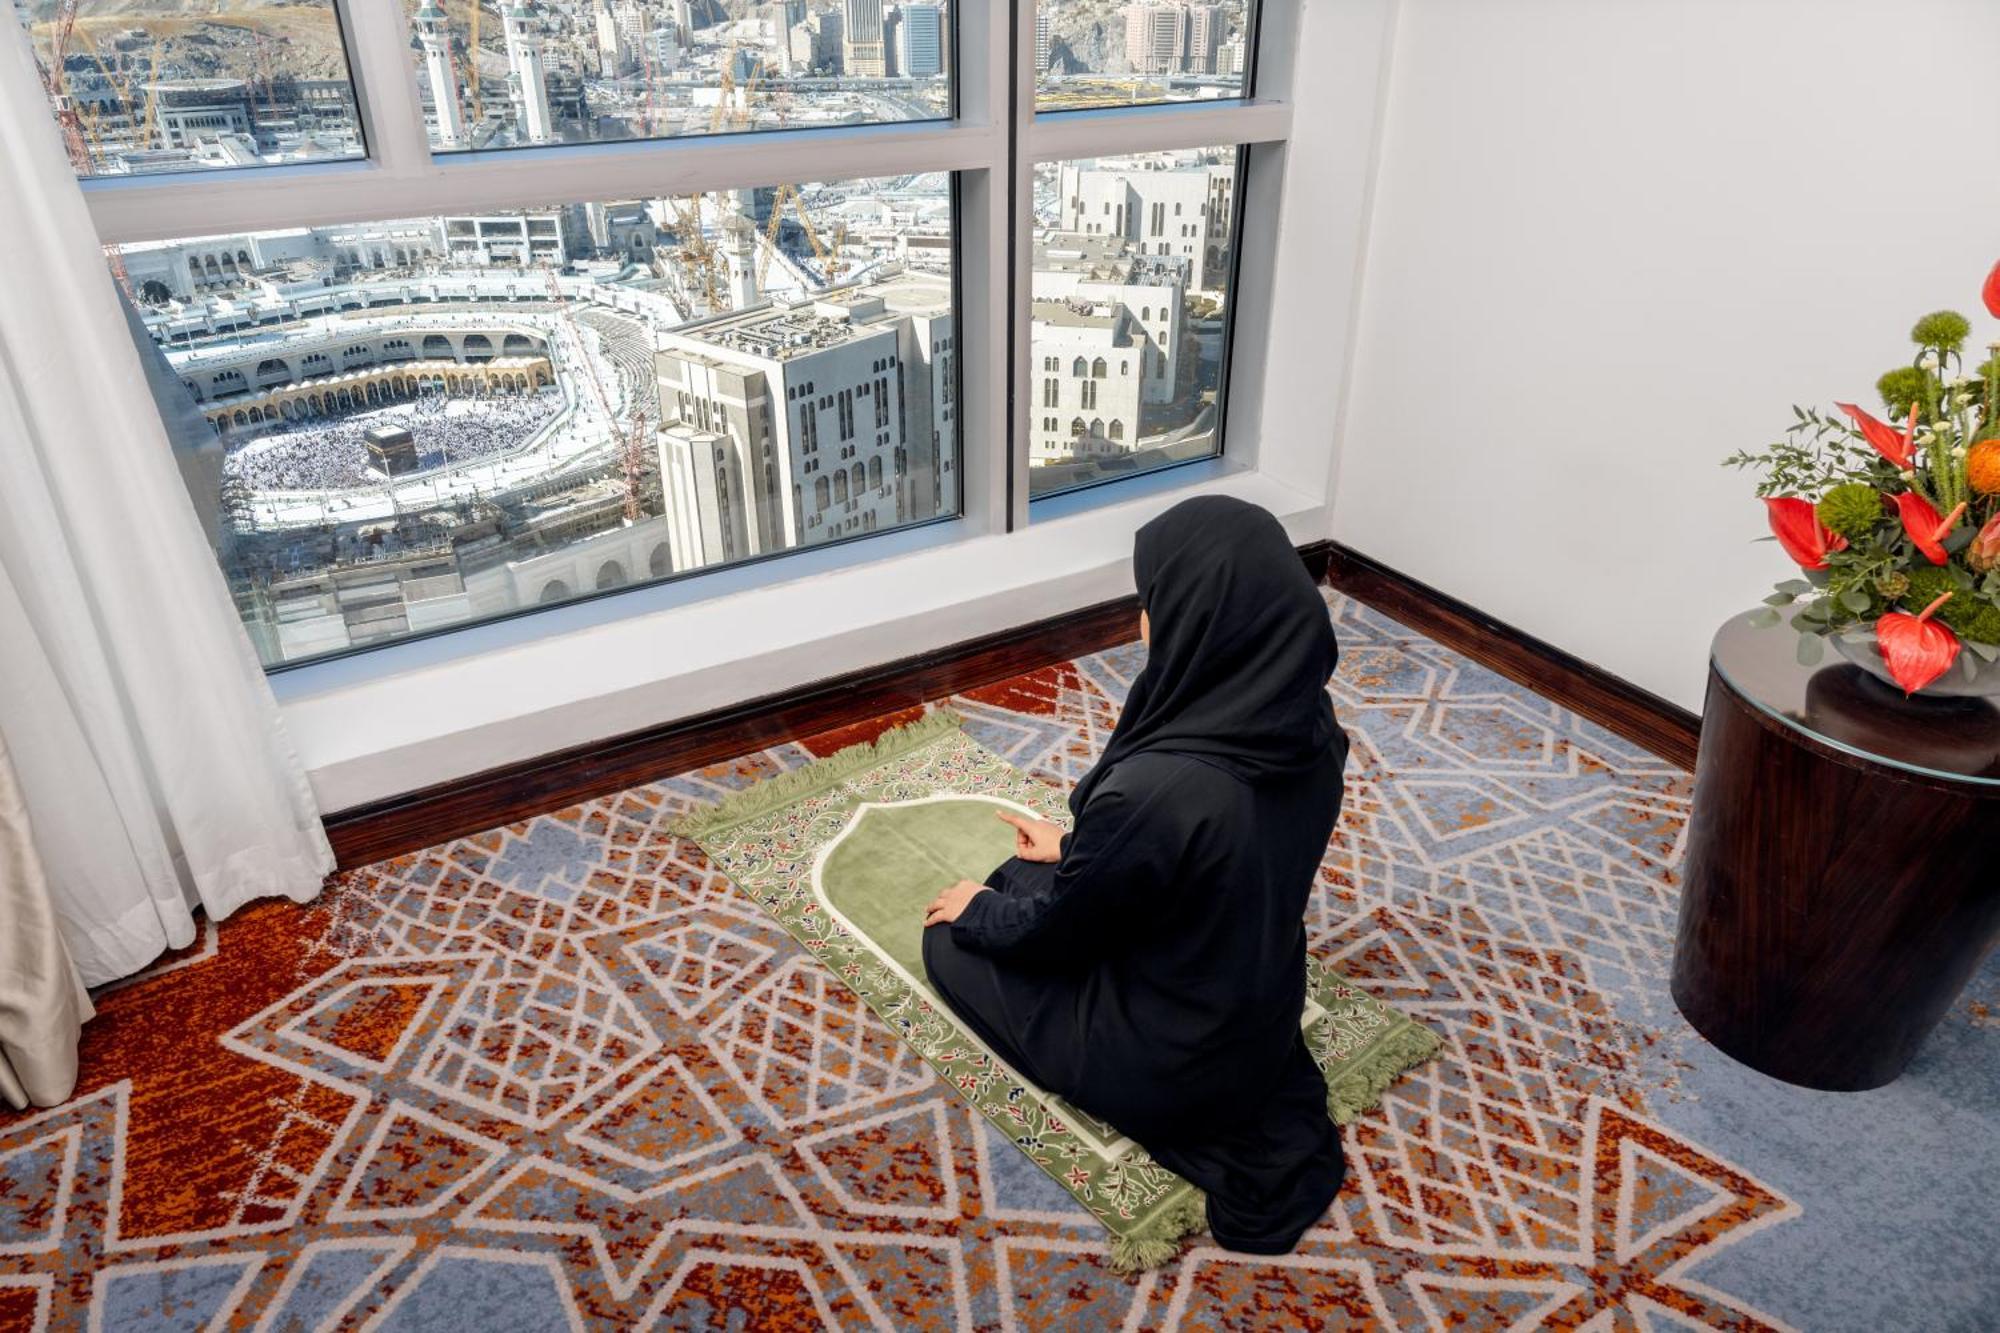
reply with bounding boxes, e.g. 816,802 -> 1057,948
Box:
110,145 -> 1235,664
1029,147 -> 1238,494
13,0 -> 1250,173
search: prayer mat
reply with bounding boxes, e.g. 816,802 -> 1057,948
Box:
670,711 -> 1441,1270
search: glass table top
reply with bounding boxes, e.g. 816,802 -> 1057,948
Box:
1711,611 -> 2000,788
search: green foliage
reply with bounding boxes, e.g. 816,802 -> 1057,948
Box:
1911,309 -> 1972,356
1876,365 -> 1936,418
1815,482 -> 1885,539
1722,406 -> 1895,497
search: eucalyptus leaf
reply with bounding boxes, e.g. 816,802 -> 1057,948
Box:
1839,587 -> 1873,614
1763,592 -> 1797,607
1777,579 -> 1813,595
1746,608 -> 1782,629
1795,632 -> 1825,666
1967,640 -> 2000,662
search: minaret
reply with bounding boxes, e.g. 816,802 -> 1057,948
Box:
413,2 -> 465,148
724,213 -> 759,310
503,0 -> 555,145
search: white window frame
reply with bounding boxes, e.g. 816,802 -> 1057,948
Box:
67,0 -> 1393,809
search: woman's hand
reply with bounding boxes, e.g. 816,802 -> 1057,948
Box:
997,810 -> 1065,863
924,879 -> 989,927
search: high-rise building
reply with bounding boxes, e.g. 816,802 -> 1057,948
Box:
502,1 -> 556,145
646,25 -> 681,74
882,7 -> 901,76
653,276 -> 953,570
898,3 -> 944,79
1187,5 -> 1225,74
1057,157 -> 1233,291
594,1 -> 631,74
413,1 -> 465,149
1124,4 -> 1186,77
843,0 -> 888,77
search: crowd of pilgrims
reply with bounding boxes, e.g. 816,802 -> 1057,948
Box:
220,388 -> 560,493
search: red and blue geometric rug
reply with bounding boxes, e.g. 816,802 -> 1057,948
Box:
2,590 -> 1993,1330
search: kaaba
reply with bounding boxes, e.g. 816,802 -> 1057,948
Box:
365,425 -> 420,476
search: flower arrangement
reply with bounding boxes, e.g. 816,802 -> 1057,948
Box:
1725,260 -> 2000,695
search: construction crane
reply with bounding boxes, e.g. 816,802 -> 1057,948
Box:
251,30 -> 281,123
754,183 -> 848,288
668,194 -> 722,312
464,0 -> 485,127
539,266 -> 646,522
34,2 -> 136,298
710,43 -> 761,133
32,0 -> 91,174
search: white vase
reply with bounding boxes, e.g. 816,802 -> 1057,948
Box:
1832,633 -> 2000,698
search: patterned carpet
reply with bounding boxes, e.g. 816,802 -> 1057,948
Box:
2,590 -> 1994,1331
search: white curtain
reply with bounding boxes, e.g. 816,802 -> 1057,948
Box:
0,27 -> 334,991
0,731 -> 94,1110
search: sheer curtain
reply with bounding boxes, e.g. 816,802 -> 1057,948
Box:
0,27 -> 334,999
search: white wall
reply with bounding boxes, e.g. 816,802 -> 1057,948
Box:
1332,0 -> 2000,710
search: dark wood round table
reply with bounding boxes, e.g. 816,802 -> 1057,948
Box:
1671,613 -> 2000,1091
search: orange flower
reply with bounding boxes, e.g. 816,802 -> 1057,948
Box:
1985,258 -> 2000,319
1968,439 -> 2000,496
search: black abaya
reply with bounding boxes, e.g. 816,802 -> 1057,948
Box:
921,495 -> 1351,1255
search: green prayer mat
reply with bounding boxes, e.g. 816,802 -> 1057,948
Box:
670,712 -> 1441,1270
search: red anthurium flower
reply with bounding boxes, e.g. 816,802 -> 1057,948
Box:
1835,401 -> 1919,470
1763,496 -> 1845,569
1892,491 -> 1966,564
1874,592 -> 1962,695
1984,258 -> 2000,319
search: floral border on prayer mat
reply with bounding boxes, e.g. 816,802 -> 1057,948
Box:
671,710 -> 1441,1271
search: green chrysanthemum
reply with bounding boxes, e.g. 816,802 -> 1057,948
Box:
1899,566 -> 2000,644
1876,366 -> 1935,418
1911,310 -> 1972,356
1815,482 -> 1885,539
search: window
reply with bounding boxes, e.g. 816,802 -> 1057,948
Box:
59,0 -> 1283,668
403,0 -> 952,153
1036,0 -> 1252,111
1028,146 -> 1243,497
110,170 -> 959,666
14,0 -> 365,176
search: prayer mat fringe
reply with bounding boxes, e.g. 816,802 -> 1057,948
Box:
669,709 -> 968,841
1108,1190 -> 1211,1274
1327,1020 -> 1443,1126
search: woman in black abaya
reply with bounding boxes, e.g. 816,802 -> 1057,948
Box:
920,494 -> 1350,1255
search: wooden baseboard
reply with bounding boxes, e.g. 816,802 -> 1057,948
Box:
1324,542 -> 1701,771
326,541 -> 1335,867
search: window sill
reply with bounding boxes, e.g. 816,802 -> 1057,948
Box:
280,464 -> 1327,813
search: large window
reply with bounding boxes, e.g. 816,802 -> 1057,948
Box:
13,0 -> 365,176
39,0 -> 1291,669
117,176 -> 956,666
401,0 -> 952,152
1027,146 -> 1239,496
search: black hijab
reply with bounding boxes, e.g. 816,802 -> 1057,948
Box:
1070,496 -> 1343,816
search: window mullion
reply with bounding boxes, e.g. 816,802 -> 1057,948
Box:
335,0 -> 434,180
1024,100 -> 1291,163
